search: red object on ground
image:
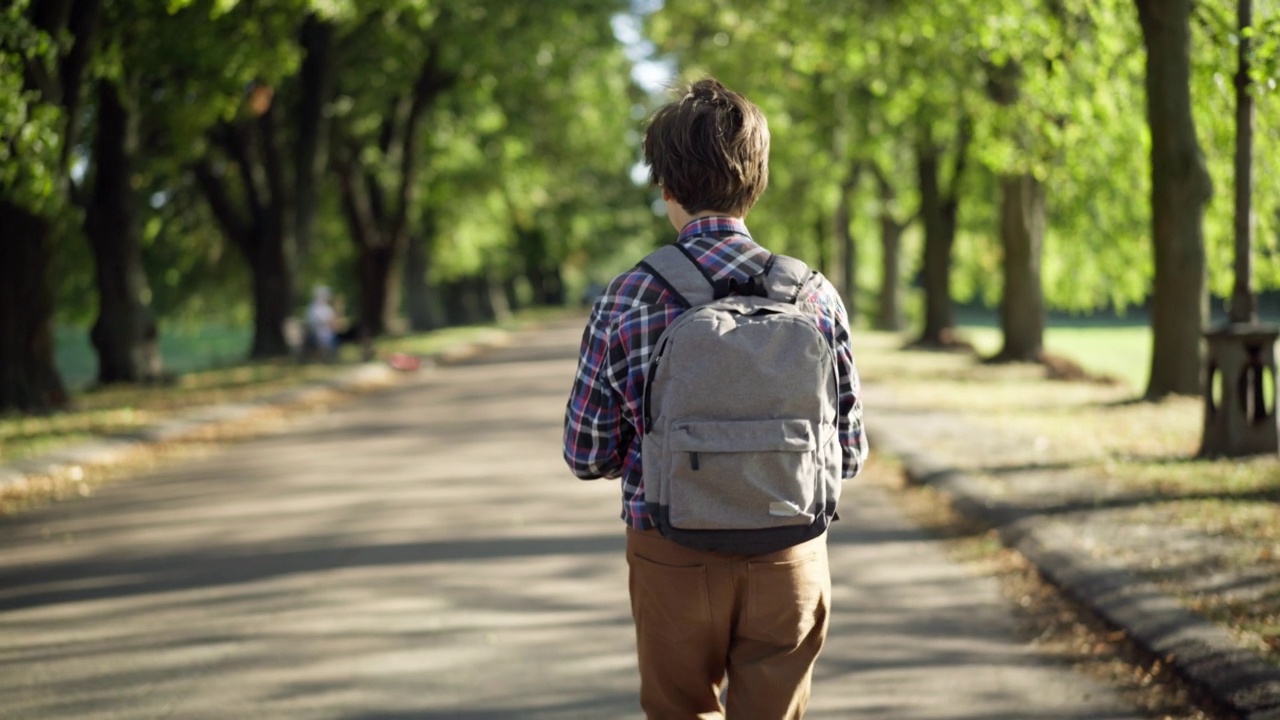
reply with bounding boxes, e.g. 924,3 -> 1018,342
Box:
386,353 -> 422,372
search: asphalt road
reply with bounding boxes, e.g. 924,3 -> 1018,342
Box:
0,320 -> 1144,719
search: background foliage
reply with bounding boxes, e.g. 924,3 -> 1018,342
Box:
2,0 -> 1277,402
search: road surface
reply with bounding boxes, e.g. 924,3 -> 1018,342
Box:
0,320 -> 1141,719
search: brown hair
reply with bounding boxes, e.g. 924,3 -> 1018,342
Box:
642,78 -> 770,217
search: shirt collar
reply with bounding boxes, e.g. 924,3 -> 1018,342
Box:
677,215 -> 751,244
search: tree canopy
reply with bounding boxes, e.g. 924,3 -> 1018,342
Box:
1,0 -> 1277,411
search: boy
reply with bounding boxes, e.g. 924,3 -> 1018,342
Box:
563,78 -> 867,719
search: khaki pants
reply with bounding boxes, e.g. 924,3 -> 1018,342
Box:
626,527 -> 831,719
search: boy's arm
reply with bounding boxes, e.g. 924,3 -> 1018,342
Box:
833,308 -> 868,480
806,276 -> 868,479
563,302 -> 627,479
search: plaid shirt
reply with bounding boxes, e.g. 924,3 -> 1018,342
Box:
563,216 -> 867,529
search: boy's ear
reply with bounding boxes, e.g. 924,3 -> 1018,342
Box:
662,187 -> 676,203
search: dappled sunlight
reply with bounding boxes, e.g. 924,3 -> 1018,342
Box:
0,322 -> 648,719
866,324 -> 1280,682
811,466 -> 1137,719
1,540 -> 637,719
0,320 -> 1166,718
859,328 -> 1211,466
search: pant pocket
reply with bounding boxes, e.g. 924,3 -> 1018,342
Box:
628,551 -> 713,645
741,550 -> 829,649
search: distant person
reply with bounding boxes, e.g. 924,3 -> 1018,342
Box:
563,78 -> 867,718
305,286 -> 338,360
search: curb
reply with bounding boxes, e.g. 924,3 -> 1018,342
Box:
0,330 -> 514,495
872,424 -> 1280,720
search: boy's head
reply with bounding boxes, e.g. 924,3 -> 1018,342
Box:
643,78 -> 769,219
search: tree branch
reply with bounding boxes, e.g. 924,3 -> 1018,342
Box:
944,114 -> 973,206
257,104 -> 289,222
336,150 -> 378,252
193,159 -> 250,257
390,41 -> 456,243
871,158 -> 917,229
21,0 -> 72,102
58,0 -> 102,160
210,122 -> 265,231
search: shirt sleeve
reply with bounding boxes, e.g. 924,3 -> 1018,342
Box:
563,299 -> 627,479
804,276 -> 868,480
833,299 -> 868,479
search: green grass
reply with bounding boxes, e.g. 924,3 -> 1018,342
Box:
56,323 -> 252,391
4,311 -> 563,466
377,324 -> 510,357
960,324 -> 1151,392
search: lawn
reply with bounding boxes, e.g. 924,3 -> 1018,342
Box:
960,324 -> 1151,392
55,323 -> 252,391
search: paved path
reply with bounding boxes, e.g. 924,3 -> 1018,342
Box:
0,321 -> 1144,719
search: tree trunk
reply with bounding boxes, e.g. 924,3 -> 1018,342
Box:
441,277 -> 485,326
294,14 -> 334,278
404,230 -> 443,332
0,201 -> 68,412
914,117 -> 971,347
502,275 -> 521,314
193,115 -> 295,359
357,245 -> 397,337
0,0 -> 101,411
516,224 -> 567,306
834,167 -> 860,316
486,269 -> 511,322
917,145 -> 956,345
1137,0 -> 1212,398
337,43 -> 454,337
874,171 -> 907,331
516,225 -> 546,305
984,58 -> 1046,362
995,173 -> 1046,361
86,78 -> 160,384
812,214 -> 829,279
1229,0 -> 1256,324
876,216 -> 905,332
246,234 -> 293,358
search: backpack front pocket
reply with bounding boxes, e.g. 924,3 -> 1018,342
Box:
666,419 -> 818,530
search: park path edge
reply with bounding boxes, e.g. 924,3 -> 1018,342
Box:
0,330 -> 515,495
870,420 -> 1280,720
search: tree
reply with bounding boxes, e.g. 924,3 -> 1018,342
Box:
870,162 -> 911,331
915,115 -> 973,346
0,0 -> 101,411
973,12 -> 1046,362
187,1 -> 339,358
1136,0 -> 1213,398
84,75 -> 160,383
1192,1 -> 1280,306
326,2 -> 468,338
331,0 -> 635,337
194,93 -> 303,358
335,34 -> 454,337
644,1 -> 900,312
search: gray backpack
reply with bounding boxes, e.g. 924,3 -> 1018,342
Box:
639,244 -> 843,554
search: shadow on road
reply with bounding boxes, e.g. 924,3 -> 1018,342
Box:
0,533 -> 625,612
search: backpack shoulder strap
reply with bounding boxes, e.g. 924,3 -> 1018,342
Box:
763,254 -> 815,303
638,244 -> 715,307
